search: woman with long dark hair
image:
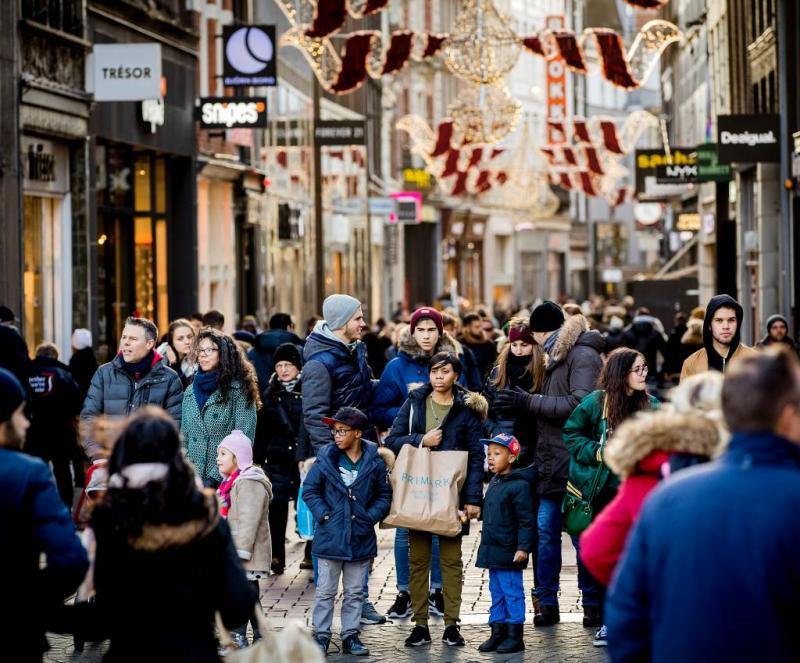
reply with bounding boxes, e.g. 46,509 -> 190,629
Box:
562,347 -> 659,644
157,318 -> 196,387
182,329 -> 260,486
62,407 -> 257,661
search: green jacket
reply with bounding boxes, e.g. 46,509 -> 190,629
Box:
563,390 -> 660,501
181,381 -> 257,485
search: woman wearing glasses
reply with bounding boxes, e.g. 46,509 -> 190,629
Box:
181,328 -> 261,487
562,347 -> 659,646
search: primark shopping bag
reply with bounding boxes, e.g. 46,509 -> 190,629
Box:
382,444 -> 468,537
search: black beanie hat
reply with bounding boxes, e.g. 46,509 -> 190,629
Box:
274,343 -> 302,370
0,368 -> 26,423
529,301 -> 565,333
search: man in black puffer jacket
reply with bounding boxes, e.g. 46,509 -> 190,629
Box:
496,301 -> 604,627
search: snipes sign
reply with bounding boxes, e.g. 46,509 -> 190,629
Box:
196,98 -> 268,129
717,114 -> 780,164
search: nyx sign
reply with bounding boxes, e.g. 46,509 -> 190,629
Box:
656,164 -> 698,184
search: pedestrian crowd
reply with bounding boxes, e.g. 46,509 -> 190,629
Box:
1,292 -> 799,662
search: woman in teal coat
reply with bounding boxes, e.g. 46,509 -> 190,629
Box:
182,329 -> 260,486
562,347 -> 659,642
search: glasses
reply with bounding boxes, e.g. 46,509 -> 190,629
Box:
331,428 -> 354,438
197,346 -> 218,356
630,365 -> 649,376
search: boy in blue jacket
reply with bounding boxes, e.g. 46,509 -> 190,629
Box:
302,407 -> 393,656
476,433 -> 536,654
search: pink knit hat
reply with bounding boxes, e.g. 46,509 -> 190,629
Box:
218,430 -> 253,471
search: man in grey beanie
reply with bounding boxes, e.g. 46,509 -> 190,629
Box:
301,294 -> 385,625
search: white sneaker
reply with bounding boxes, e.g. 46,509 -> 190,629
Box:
593,624 -> 608,647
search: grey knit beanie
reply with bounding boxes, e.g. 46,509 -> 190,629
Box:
323,294 -> 362,331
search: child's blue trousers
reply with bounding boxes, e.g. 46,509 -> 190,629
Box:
488,568 -> 526,624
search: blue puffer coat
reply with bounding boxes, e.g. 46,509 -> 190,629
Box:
370,330 -> 466,429
384,383 -> 488,507
301,440 -> 393,561
302,322 -> 375,454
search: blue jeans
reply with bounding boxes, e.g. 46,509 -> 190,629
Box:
314,553 -> 371,599
488,569 -> 526,624
533,497 -> 603,608
395,527 -> 442,592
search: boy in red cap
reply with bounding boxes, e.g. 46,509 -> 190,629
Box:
476,433 -> 536,654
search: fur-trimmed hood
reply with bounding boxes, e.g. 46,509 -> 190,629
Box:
129,491 -> 219,552
397,328 -> 462,361
681,317 -> 704,346
605,411 -> 720,479
407,382 -> 488,421
547,314 -> 605,366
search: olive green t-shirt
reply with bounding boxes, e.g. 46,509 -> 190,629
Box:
425,395 -> 452,433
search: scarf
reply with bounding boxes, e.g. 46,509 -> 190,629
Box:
507,353 -> 534,391
120,350 -> 155,382
279,374 -> 301,393
543,329 -> 560,359
192,369 -> 219,410
217,468 -> 241,518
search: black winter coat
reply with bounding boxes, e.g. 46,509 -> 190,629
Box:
523,316 -> 604,497
64,497 -> 256,662
385,383 -> 488,507
69,347 -> 99,405
623,316 -> 666,375
254,374 -> 306,502
477,465 -> 536,569
247,329 -> 304,394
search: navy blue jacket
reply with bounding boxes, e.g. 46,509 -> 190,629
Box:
606,432 -> 800,663
247,329 -> 305,394
302,325 -> 376,454
477,465 -> 536,569
0,448 -> 88,658
384,383 -> 488,506
302,440 -> 392,561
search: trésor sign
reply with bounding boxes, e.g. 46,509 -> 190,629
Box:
196,97 -> 268,129
90,43 -> 162,101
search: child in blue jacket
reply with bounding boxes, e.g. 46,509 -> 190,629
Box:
302,407 -> 393,657
476,433 -> 536,654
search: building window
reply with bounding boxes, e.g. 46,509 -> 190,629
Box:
22,0 -> 82,36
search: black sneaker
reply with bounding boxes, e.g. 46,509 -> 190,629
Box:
313,635 -> 330,655
387,591 -> 412,619
428,589 -> 444,617
442,624 -> 465,646
404,624 -> 432,647
583,605 -> 602,628
342,634 -> 369,656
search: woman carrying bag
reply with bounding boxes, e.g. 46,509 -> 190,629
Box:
562,347 -> 659,643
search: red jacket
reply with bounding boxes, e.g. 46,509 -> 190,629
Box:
579,451 -> 669,586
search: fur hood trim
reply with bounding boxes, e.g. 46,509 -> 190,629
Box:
377,446 -> 396,470
681,317 -> 704,345
464,390 -> 489,421
398,329 -> 461,360
549,314 -> 590,365
605,411 -> 720,479
129,491 -> 219,552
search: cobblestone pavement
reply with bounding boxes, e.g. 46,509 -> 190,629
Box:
46,506 -> 608,662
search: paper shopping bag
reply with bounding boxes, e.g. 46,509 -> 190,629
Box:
382,444 -> 468,537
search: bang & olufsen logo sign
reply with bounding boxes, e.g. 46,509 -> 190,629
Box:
223,25 -> 277,86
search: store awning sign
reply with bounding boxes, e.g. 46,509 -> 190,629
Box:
634,147 -> 695,193
89,43 -> 162,101
695,143 -> 731,182
717,114 -> 780,164
314,120 -> 366,146
223,25 -> 277,86
197,97 -> 268,129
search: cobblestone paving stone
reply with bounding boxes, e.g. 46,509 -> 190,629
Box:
46,505 -> 608,662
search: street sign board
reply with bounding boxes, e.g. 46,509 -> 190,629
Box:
717,114 -> 780,164
695,143 -> 731,182
90,43 -> 162,101
635,147 -> 695,193
314,120 -> 366,146
196,97 -> 268,129
656,163 -> 698,184
223,25 -> 277,86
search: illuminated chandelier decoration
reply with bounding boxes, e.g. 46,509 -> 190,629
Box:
448,82 -> 522,147
442,0 -> 521,85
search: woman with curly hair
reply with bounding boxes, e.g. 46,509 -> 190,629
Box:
562,347 -> 659,643
58,407 -> 257,661
181,328 -> 261,487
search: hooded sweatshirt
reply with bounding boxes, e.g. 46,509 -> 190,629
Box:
680,295 -> 758,380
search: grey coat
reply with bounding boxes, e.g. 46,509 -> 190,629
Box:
522,315 -> 604,496
80,354 -> 183,459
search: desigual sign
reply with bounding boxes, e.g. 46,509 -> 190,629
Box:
717,114 -> 780,164
197,97 -> 268,129
90,43 -> 162,101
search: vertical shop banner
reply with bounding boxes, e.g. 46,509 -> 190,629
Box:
545,15 -> 567,144
90,43 -> 162,101
223,25 -> 277,86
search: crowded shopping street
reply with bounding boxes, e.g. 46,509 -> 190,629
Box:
3,1 -> 800,662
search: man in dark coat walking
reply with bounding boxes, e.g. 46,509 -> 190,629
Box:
0,368 -> 89,662
495,301 -> 604,627
247,313 -> 305,392
606,348 -> 800,662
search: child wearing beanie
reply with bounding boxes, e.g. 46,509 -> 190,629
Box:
216,430 -> 274,647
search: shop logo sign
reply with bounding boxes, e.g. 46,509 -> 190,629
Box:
223,25 -> 277,86
314,120 -> 366,145
545,15 -> 567,144
717,114 -> 780,164
89,43 -> 162,101
197,97 -> 268,129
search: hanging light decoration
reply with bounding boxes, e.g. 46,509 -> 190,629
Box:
442,0 -> 521,85
449,82 -> 522,147
625,20 -> 683,84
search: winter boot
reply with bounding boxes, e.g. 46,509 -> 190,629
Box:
533,604 -> 560,627
583,605 -> 602,628
477,623 -> 507,652
497,623 -> 525,654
